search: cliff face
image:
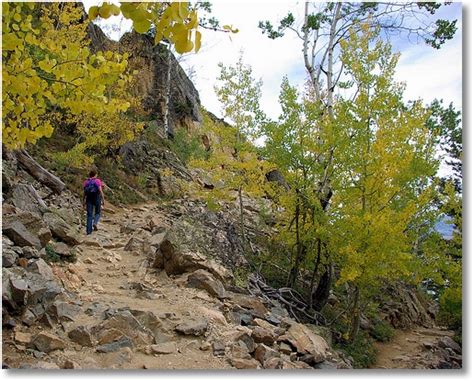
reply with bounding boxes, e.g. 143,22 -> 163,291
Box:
88,24 -> 202,136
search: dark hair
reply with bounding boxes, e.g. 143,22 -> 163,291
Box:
89,170 -> 97,178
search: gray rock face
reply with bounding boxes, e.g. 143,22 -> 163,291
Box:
47,301 -> 81,322
50,241 -> 72,257
187,269 -> 226,299
117,32 -> 201,136
379,283 -> 435,329
27,258 -> 54,280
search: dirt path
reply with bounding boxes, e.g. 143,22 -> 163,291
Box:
3,202 -> 233,369
372,327 -> 455,369
72,202 -> 233,369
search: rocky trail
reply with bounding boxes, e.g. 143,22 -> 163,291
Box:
372,327 -> 462,369
2,201 -> 349,370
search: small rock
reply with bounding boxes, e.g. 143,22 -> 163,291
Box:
279,342 -> 293,355
299,353 -> 316,366
263,357 -> 283,369
437,336 -> 462,354
231,358 -> 261,369
251,326 -> 276,346
63,359 -> 81,369
252,318 -> 276,330
186,269 -> 226,299
10,278 -> 28,305
32,331 -> 66,353
212,341 -> 226,357
423,341 -> 435,350
254,343 -> 280,366
21,361 -> 60,369
68,326 -> 95,347
2,250 -> 18,268
96,336 -> 133,353
2,220 -> 42,248
175,318 -> 209,336
27,258 -> 54,280
48,301 -> 81,322
22,246 -> 40,259
21,309 -> 36,326
15,331 -> 32,345
50,242 -> 71,257
97,328 -> 126,345
150,342 -> 177,354
230,343 -> 251,359
200,341 -> 212,351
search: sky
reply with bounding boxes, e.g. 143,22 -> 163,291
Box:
85,1 -> 463,122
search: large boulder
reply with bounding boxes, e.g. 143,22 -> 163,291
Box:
154,238 -> 232,284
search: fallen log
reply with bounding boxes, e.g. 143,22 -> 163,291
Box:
14,149 -> 65,195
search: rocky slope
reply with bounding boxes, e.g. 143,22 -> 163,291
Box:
2,158 -> 351,369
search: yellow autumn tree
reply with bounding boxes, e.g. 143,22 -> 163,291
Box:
330,24 -> 439,341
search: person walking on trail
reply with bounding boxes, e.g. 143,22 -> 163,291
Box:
83,170 -> 105,235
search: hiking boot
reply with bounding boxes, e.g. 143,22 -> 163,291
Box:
93,224 -> 98,231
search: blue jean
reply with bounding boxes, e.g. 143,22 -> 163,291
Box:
86,196 -> 101,235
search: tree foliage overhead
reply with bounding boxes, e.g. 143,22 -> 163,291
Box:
2,2 -> 140,152
89,2 -> 238,54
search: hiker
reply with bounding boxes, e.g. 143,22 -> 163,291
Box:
83,170 -> 105,235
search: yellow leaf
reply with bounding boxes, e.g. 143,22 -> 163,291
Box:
133,18 -> 151,34
99,3 -> 113,19
110,4 -> 121,16
195,30 -> 201,52
88,5 -> 99,19
187,10 -> 198,29
2,33 -> 20,51
175,38 -> 193,54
